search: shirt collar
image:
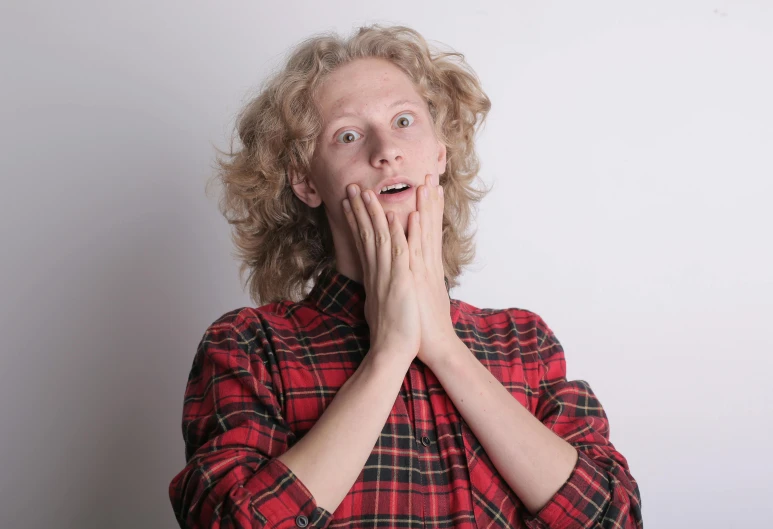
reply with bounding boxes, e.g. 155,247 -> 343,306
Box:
305,265 -> 462,328
305,265 -> 367,327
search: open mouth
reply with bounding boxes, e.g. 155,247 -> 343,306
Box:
379,184 -> 411,195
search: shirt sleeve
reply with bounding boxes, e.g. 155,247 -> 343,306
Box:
168,311 -> 334,529
521,315 -> 644,529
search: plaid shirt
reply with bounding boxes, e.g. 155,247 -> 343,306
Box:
169,266 -> 643,528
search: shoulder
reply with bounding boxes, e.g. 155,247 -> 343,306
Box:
195,302 -> 289,353
452,298 -> 553,336
450,298 -> 560,361
203,298 -> 309,336
198,297 -> 325,355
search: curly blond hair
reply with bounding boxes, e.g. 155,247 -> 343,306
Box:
208,24 -> 492,306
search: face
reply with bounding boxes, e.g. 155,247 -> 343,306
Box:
290,57 -> 447,278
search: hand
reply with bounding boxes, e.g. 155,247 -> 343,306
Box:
412,174 -> 459,368
342,183 -> 421,364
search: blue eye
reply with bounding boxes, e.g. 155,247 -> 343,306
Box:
395,113 -> 414,128
337,130 -> 362,144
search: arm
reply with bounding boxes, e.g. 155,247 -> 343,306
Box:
427,336 -> 579,516
277,349 -> 412,514
524,317 -> 643,528
426,314 -> 643,529
168,313 -> 412,528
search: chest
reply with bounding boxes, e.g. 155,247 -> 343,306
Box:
273,331 -> 540,528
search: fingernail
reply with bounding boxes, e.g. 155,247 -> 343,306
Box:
343,198 -> 351,211
423,187 -> 428,198
362,190 -> 371,204
438,186 -> 443,196
347,185 -> 356,198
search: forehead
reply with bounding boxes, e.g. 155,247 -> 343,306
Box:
315,58 -> 425,119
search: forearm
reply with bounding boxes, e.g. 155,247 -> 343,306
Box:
427,339 -> 578,515
277,350 -> 411,514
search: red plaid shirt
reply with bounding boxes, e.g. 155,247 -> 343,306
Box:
169,266 -> 643,528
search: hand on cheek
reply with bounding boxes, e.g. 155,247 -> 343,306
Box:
413,173 -> 457,367
341,173 -> 457,368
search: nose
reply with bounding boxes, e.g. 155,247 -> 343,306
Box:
368,129 -> 403,168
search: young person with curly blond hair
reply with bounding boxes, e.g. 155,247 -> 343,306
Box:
169,25 -> 643,529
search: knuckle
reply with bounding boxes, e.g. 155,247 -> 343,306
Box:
375,231 -> 388,247
359,229 -> 370,242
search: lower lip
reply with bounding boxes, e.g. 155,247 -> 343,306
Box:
377,186 -> 415,204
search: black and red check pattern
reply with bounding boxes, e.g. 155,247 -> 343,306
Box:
169,266 -> 643,528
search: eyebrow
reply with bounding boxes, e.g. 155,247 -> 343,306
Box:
328,99 -> 423,122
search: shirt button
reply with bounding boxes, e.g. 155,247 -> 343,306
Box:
295,514 -> 309,527
421,436 -> 431,446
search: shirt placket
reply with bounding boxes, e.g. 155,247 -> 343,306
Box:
407,360 -> 438,527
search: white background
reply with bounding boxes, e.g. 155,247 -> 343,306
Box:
1,1 -> 771,527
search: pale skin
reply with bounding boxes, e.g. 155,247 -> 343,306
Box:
283,57 -> 579,516
343,176 -> 579,515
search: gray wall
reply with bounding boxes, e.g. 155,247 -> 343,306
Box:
1,1 -> 771,527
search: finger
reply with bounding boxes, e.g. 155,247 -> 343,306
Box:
436,183 -> 446,277
418,173 -> 437,271
407,210 -> 423,273
342,194 -> 369,280
388,209 -> 410,276
361,188 -> 392,289
348,184 -> 376,282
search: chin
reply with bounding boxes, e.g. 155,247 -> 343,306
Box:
383,209 -> 414,232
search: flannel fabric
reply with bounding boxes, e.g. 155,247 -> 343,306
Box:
169,266 -> 643,528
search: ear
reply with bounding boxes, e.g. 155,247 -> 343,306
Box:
289,167 -> 323,208
437,140 -> 447,178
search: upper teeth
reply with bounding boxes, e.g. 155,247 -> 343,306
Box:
380,183 -> 409,194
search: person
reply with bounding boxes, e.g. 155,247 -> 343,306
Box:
168,24 -> 643,529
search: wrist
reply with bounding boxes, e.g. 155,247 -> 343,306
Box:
368,347 -> 415,372
425,336 -> 467,371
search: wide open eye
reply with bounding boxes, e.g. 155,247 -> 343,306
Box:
395,113 -> 414,128
336,130 -> 362,144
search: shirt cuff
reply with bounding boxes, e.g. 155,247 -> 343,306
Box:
523,450 -> 611,529
239,457 -> 334,528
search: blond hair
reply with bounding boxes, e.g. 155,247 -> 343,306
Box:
209,24 -> 492,305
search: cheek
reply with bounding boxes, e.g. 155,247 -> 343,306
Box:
417,139 -> 440,165
314,167 -> 352,205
